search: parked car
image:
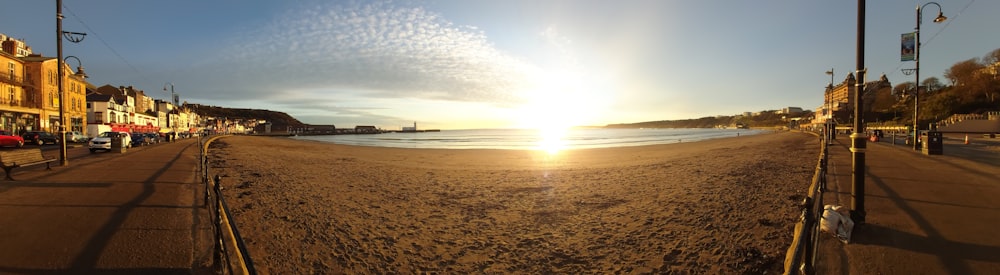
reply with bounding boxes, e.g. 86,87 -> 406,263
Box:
0,130 -> 24,147
130,133 -> 147,147
142,133 -> 161,144
88,131 -> 132,153
21,131 -> 60,146
64,131 -> 89,143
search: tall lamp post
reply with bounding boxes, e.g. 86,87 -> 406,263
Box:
850,0 -> 867,223
911,2 -> 947,150
825,69 -> 835,145
56,0 -> 86,166
164,82 -> 178,105
163,82 -> 178,135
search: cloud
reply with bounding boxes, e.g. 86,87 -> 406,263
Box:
206,0 -> 539,107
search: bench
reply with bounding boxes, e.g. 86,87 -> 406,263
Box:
0,149 -> 58,180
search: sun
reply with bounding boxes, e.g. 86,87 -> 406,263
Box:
513,69 -> 612,153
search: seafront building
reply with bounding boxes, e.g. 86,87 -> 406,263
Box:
814,73 -> 891,126
1,31 -> 204,138
1,33 -> 32,57
22,54 -> 91,133
1,47 -> 89,134
0,49 -> 32,133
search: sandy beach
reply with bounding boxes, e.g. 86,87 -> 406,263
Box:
207,131 -> 819,274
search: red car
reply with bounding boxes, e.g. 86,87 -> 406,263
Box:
0,130 -> 25,148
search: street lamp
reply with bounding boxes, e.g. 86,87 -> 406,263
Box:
850,0 -> 867,224
163,82 -> 179,136
163,82 -> 178,105
56,0 -> 86,166
64,56 -> 87,78
912,2 -> 947,150
825,69 -> 834,145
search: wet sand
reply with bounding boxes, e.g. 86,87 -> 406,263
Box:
207,131 -> 818,274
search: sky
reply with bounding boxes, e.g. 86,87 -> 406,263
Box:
2,0 -> 998,130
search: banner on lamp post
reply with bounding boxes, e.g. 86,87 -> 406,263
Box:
901,32 -> 916,61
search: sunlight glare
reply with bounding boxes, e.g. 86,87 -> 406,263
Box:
515,69 -> 614,154
537,127 -> 568,154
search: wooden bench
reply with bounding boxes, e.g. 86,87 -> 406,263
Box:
0,149 -> 58,180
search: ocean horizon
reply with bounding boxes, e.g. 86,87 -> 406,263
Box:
290,128 -> 766,150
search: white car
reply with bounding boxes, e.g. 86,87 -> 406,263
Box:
65,131 -> 89,143
88,131 -> 132,153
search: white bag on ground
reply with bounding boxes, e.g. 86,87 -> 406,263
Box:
820,205 -> 854,243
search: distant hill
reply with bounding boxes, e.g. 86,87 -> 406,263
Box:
605,116 -> 737,129
185,104 -> 304,129
605,110 -> 813,129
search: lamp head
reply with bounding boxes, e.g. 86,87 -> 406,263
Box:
74,66 -> 87,78
933,12 -> 947,23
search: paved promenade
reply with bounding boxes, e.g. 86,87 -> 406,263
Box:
817,134 -> 1000,274
0,139 -> 212,274
2,133 -> 997,274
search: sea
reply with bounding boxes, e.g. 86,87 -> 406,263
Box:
290,128 -> 766,150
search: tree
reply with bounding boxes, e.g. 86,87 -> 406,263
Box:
983,48 -> 1000,65
982,48 -> 1000,103
893,82 -> 915,99
921,77 -> 944,93
944,58 -> 989,104
944,58 -> 984,87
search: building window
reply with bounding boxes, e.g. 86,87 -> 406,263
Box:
71,117 -> 83,132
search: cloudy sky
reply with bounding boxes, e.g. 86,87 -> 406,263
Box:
3,0 -> 998,130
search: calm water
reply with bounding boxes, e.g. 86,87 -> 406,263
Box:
290,128 -> 764,150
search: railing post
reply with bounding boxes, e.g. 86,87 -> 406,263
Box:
212,175 -> 226,273
802,197 -> 815,274
204,136 -> 257,275
784,133 -> 830,275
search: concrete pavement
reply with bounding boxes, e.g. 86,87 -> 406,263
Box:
3,132 -> 998,274
817,134 -> 1000,274
0,139 -> 213,274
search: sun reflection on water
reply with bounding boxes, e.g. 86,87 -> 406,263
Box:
537,127 -> 568,155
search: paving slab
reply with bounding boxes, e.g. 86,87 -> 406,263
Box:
0,139 -> 213,274
816,134 -> 1000,274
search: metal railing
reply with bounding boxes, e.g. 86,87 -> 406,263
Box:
200,135 -> 257,275
783,132 -> 829,275
0,71 -> 27,86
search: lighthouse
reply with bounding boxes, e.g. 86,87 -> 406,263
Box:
402,121 -> 417,132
